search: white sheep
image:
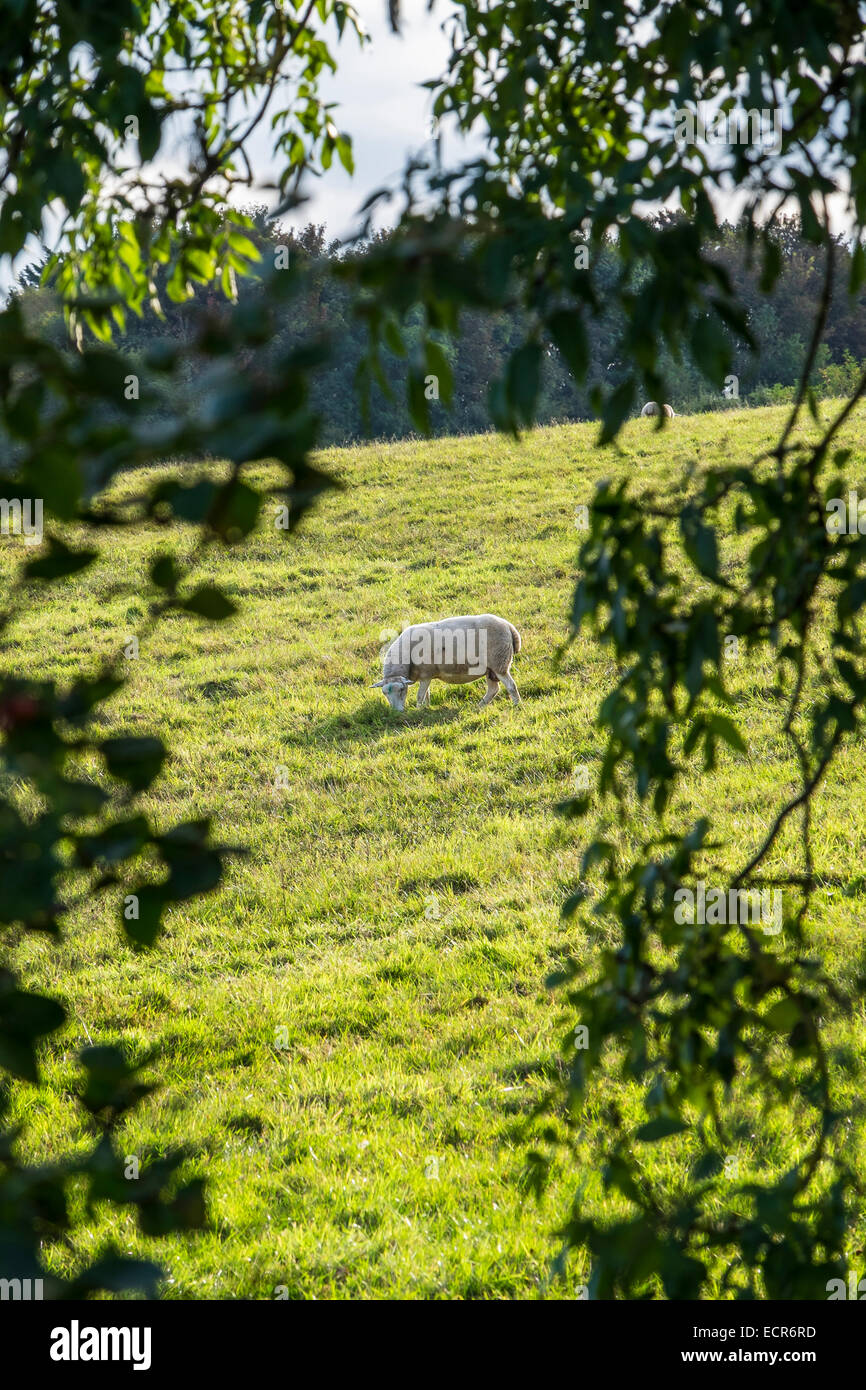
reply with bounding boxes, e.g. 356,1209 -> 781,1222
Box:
641,401 -> 676,417
373,613 -> 522,711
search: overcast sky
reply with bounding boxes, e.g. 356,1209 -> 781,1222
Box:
209,0 -> 472,245
269,0 -> 463,240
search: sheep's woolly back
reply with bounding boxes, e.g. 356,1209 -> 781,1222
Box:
382,613 -> 520,682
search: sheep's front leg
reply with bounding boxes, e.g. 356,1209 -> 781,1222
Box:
499,671 -> 521,705
479,674 -> 501,707
416,679 -> 431,707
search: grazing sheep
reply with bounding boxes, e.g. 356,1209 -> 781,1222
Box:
373,613 -> 521,711
641,401 -> 676,417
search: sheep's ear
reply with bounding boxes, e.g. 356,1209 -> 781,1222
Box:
371,680 -> 384,688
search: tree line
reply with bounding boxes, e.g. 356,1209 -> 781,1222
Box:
12,209 -> 866,450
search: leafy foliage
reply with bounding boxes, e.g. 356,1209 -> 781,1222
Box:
4,0 -> 866,1302
347,0 -> 866,1296
0,0 -> 358,1296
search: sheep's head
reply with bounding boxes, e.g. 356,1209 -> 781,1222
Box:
372,675 -> 409,711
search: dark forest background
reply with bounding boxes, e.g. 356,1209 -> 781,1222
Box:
11,209 -> 866,446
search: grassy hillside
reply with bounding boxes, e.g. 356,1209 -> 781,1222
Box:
5,403 -> 866,1298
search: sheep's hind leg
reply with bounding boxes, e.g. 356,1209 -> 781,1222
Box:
479,674 -> 501,707
498,671 -> 521,705
417,679 -> 431,707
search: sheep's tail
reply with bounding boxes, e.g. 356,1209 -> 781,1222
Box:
508,622 -> 521,655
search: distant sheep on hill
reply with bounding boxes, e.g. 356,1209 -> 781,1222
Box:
641,402 -> 676,417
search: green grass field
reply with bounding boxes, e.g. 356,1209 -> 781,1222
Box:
5,402 -> 866,1298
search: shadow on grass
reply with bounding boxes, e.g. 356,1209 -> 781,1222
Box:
292,700 -> 465,747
